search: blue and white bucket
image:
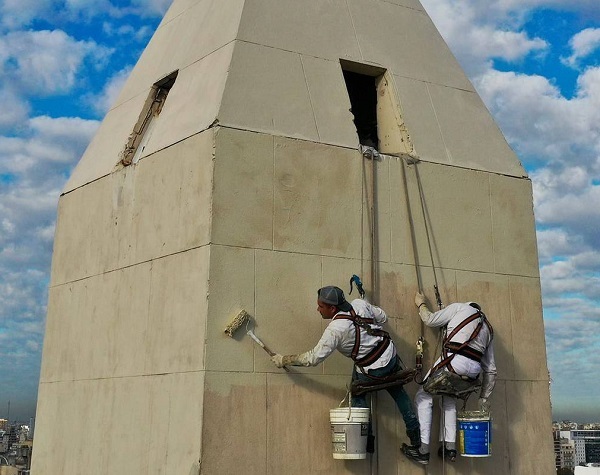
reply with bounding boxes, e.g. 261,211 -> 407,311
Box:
457,410 -> 492,457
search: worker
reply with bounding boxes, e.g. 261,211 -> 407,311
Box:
270,285 -> 421,448
402,292 -> 496,466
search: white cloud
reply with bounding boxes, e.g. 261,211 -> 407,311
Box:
536,229 -> 586,263
86,66 -> 132,115
0,116 -> 99,178
0,0 -> 53,30
421,0 -> 548,76
0,30 -> 113,96
563,28 -> 600,68
0,86 -> 30,130
130,0 -> 171,16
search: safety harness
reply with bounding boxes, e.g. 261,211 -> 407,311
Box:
334,308 -> 391,369
428,305 -> 494,379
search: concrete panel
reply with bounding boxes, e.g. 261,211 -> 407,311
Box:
201,372 -> 267,474
205,245 -> 256,372
428,84 -> 527,177
212,128 -> 274,249
347,0 -> 472,90
116,0 -> 244,106
218,42 -> 319,141
45,263 -> 152,381
456,270 -> 514,380
509,276 -> 548,381
88,265 -> 152,380
388,154 -> 419,266
301,55 -> 360,147
362,155 -> 392,265
129,132 -> 214,265
490,174 -> 539,276
40,283 -> 73,381
405,162 -> 495,273
64,92 -> 147,193
375,386 -> 404,475
255,250 -> 322,374
145,372 -> 205,474
56,132 -> 214,284
139,44 -> 234,159
145,246 -> 209,374
53,174 -> 123,284
391,76 -> 449,164
273,138 -> 362,257
160,0 -> 203,24
45,277 -> 94,381
506,380 -> 555,474
237,0 -> 361,61
267,373 -> 370,474
33,373 -> 204,475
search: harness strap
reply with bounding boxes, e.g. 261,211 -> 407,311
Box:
334,308 -> 391,368
429,310 -> 491,376
444,342 -> 483,362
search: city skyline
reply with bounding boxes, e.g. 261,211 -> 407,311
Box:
0,0 -> 599,423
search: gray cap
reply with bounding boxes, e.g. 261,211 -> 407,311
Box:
317,286 -> 353,312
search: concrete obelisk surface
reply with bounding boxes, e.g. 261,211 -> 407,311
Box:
32,0 -> 554,473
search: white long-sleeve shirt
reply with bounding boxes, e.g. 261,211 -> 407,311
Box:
420,302 -> 497,381
293,299 -> 396,371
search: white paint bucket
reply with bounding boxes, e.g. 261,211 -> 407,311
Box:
457,410 -> 492,457
329,407 -> 370,459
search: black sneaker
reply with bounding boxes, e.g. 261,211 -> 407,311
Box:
402,443 -> 429,465
437,446 -> 457,462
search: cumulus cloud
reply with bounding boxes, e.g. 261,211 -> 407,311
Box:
0,0 -> 53,30
562,28 -> 600,68
0,29 -> 113,96
85,66 -> 132,115
0,87 -> 30,130
421,0 -> 548,76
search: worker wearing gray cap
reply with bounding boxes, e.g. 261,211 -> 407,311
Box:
271,285 -> 421,448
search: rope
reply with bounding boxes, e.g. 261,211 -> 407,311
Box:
369,147 -> 379,475
399,157 -> 427,384
360,145 -> 379,475
412,160 -> 442,310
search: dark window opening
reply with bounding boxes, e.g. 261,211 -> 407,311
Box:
342,70 -> 379,150
120,70 -> 178,166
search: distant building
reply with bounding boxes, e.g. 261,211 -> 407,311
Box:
575,464 -> 600,474
0,421 -> 6,431
26,420 -> 33,441
555,430 -> 562,469
554,429 -> 600,467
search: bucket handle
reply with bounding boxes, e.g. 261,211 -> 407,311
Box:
338,389 -> 353,421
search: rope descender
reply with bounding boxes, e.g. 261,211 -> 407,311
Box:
349,274 -> 366,299
414,336 -> 425,385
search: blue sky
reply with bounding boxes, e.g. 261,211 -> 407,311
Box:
0,0 -> 599,423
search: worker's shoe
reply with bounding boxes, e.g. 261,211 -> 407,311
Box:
438,445 -> 457,462
402,443 -> 429,465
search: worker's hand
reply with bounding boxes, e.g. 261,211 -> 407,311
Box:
415,292 -> 426,308
478,397 -> 490,413
271,354 -> 285,368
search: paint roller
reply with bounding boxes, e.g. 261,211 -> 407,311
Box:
224,310 -> 290,372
